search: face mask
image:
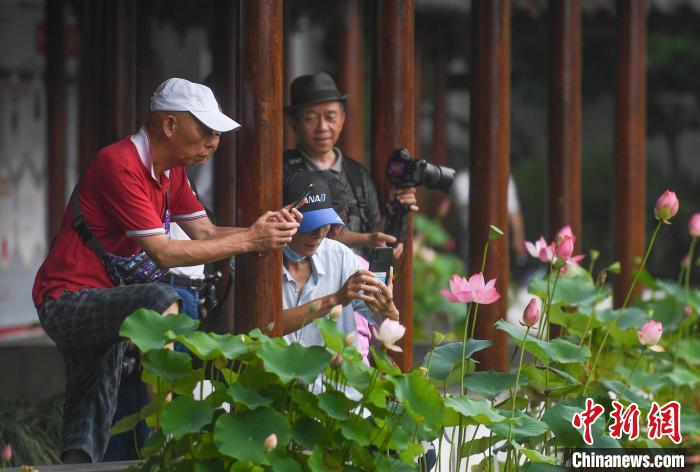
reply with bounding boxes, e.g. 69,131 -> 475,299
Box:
283,245 -> 307,262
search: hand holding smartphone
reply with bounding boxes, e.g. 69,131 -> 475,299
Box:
290,184 -> 314,210
368,247 -> 393,285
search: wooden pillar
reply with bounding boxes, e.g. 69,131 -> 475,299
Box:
337,0 -> 366,164
211,0 -> 239,333
46,0 -> 67,240
283,10 -> 296,151
372,0 -> 414,370
235,0 -> 283,335
431,44 -> 449,217
469,0 -> 510,372
614,0 -> 646,307
548,0 -> 582,250
78,0 -> 136,170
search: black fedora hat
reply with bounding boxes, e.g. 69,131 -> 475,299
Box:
284,72 -> 349,116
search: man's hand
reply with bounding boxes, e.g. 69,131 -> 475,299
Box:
267,206 -> 304,224
245,211 -> 299,251
333,270 -> 383,306
388,187 -> 419,212
365,266 -> 399,320
368,231 -> 396,247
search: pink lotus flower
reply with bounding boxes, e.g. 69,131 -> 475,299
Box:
440,274 -> 474,304
372,319 -> 406,352
681,255 -> 691,269
654,190 -> 679,223
331,352 -> 343,367
1,444 -> 11,462
520,298 -> 540,327
263,433 -> 277,452
638,320 -> 664,352
525,236 -> 555,263
689,213 -> 700,237
465,273 -> 501,304
554,236 -> 585,272
556,225 -> 575,245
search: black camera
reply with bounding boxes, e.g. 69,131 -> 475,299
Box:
386,149 -> 455,193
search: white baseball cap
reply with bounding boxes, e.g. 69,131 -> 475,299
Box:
149,78 -> 241,132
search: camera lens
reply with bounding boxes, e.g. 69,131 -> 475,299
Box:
421,162 -> 455,193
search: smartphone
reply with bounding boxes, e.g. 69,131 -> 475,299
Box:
290,184 -> 314,210
368,247 -> 393,285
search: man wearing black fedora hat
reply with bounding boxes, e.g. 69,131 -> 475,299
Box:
283,72 -> 418,256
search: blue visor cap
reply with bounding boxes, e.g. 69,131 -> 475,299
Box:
284,171 -> 346,233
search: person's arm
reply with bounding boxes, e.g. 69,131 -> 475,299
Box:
178,207 -> 302,240
334,227 -> 396,249
134,210 -> 299,268
281,270 -> 383,334
509,209 -> 526,258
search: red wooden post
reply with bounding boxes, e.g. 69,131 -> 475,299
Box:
46,0 -> 67,240
549,0 -> 582,251
235,0 -> 284,335
614,0 -> 646,307
469,0 -> 510,372
337,0 -> 366,165
431,44 -> 449,217
372,0 -> 414,370
210,0 -> 239,332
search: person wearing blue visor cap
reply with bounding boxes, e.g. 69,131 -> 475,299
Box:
280,172 -> 399,346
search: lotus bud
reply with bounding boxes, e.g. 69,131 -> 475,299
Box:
689,213 -> 700,237
589,249 -> 600,263
329,304 -> 343,320
607,261 -> 621,274
344,332 -> 355,346
520,298 -> 540,328
638,320 -> 663,347
556,225 -> 575,244
265,321 -> 275,333
331,353 -> 343,367
684,305 -> 693,316
488,225 -> 504,241
654,190 -> 679,223
2,444 -> 11,462
432,331 -> 446,347
419,367 -> 429,377
263,433 -> 277,452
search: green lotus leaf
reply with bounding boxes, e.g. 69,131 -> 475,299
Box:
340,417 -> 374,446
421,339 -> 492,381
517,446 -> 557,465
291,417 -> 325,450
614,365 -> 667,392
257,341 -> 332,384
110,393 -> 168,436
159,396 -> 214,440
490,410 -> 549,441
317,391 -> 353,421
141,349 -> 193,384
316,317 -> 346,353
458,435 -> 495,457
373,453 -> 417,471
664,365 -> 698,387
371,347 -> 402,375
367,387 -> 390,409
596,306 -> 648,330
675,338 -> 700,366
602,380 -> 651,409
340,357 -> 373,390
463,370 -> 529,399
194,460 -> 227,472
549,338 -> 591,363
291,388 -> 322,418
495,319 -> 551,363
541,401 -> 585,446
226,382 -> 273,410
549,305 -> 602,335
213,408 -> 291,463
444,396 -> 506,425
270,456 -> 303,472
120,309 -> 198,352
529,275 -> 600,307
393,371 -> 443,433
521,462 -> 568,471
173,331 -> 248,361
